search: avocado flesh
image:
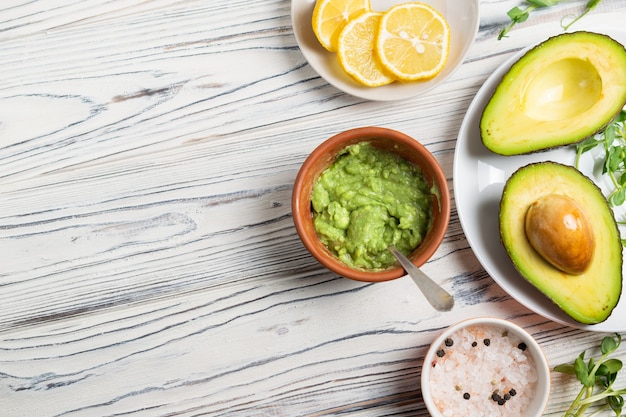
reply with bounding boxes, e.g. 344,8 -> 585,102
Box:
500,162 -> 622,324
481,31 -> 626,156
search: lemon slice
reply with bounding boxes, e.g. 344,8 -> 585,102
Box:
376,2 -> 450,81
312,0 -> 371,52
337,11 -> 396,87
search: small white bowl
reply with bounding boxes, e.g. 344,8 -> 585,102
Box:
421,317 -> 550,417
291,0 -> 480,101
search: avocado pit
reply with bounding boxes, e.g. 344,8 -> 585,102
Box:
524,194 -> 595,275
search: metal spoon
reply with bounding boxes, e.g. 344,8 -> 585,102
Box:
388,246 -> 454,312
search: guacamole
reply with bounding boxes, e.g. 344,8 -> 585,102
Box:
311,142 -> 432,270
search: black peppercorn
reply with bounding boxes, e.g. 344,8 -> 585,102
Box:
509,388 -> 517,397
436,349 -> 445,357
471,341 -> 477,347
463,392 -> 471,400
518,342 -> 527,351
445,338 -> 454,347
483,338 -> 491,346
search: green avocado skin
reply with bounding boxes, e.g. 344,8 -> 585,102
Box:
481,31 -> 626,156
500,162 -> 622,325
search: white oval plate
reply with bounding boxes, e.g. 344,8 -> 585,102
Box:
454,28 -> 626,332
291,0 -> 480,101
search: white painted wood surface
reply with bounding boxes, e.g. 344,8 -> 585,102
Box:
2,1 -> 626,415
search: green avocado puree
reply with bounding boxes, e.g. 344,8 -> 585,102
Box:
311,142 -> 432,270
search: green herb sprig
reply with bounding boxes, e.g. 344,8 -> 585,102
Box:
498,0 -> 603,40
560,0 -> 603,30
575,110 -> 626,208
554,334 -> 626,417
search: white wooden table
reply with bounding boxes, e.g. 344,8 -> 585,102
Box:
2,1 -> 626,416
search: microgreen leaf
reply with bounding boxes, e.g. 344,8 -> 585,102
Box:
556,335 -> 626,416
498,4 -> 540,39
578,137 -> 601,154
555,363 -> 576,375
605,124 -> 617,143
610,189 -> 626,207
604,334 -> 622,354
575,137 -> 601,168
608,147 -> 622,172
562,0 -> 603,30
598,369 -> 618,391
500,0 -> 604,39
596,363 -> 610,377
507,6 -> 529,21
609,394 -> 624,414
576,355 -> 593,386
597,359 -> 622,378
575,108 -> 626,212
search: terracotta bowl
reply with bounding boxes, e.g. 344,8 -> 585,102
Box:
292,126 -> 450,282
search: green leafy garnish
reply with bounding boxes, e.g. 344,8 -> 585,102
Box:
498,0 -> 603,40
561,0 -> 603,30
554,334 -> 626,416
575,109 -> 626,209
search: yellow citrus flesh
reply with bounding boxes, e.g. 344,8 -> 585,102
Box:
376,2 -> 450,81
312,0 -> 371,52
337,12 -> 396,87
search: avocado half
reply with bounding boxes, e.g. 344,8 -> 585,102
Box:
500,162 -> 622,324
481,31 -> 626,156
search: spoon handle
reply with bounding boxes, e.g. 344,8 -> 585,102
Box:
388,246 -> 454,312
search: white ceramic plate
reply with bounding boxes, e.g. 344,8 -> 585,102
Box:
454,28 -> 626,332
291,0 -> 480,101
